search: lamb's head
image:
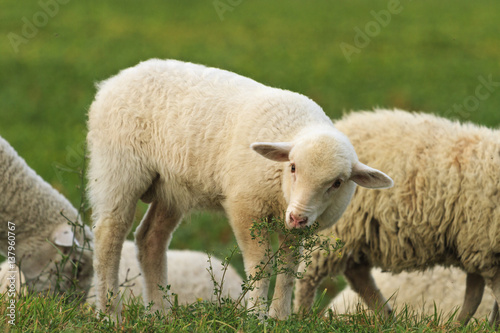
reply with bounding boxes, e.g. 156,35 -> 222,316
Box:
251,129 -> 393,230
20,223 -> 94,296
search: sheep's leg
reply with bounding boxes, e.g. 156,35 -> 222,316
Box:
239,233 -> 272,317
88,136 -> 158,321
488,301 -> 499,327
225,205 -> 272,317
343,258 -> 392,317
135,201 -> 182,314
93,202 -> 137,322
293,248 -> 334,313
269,233 -> 299,320
487,271 -> 500,326
457,273 -> 484,325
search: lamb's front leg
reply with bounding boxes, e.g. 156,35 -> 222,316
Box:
239,233 -> 273,316
135,201 -> 182,314
269,233 -> 300,320
226,205 -> 273,317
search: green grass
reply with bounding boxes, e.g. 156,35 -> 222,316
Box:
1,0 -> 499,331
0,291 -> 497,332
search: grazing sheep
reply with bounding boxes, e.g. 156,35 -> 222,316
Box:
87,59 -> 393,320
87,240 -> 243,304
293,109 -> 500,325
0,136 -> 93,295
329,267 -> 495,320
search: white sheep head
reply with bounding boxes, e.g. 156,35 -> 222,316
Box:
19,223 -> 94,295
251,130 -> 393,230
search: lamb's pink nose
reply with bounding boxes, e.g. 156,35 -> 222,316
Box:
289,213 -> 308,228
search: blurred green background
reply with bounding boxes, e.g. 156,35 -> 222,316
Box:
1,0 -> 499,304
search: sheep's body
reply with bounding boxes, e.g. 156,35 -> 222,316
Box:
0,136 -> 93,294
294,110 -> 500,324
329,267 -> 495,320
87,59 -> 392,320
87,240 -> 243,304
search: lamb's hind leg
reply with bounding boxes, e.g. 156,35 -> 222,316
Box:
343,257 -> 392,317
89,152 -> 154,321
94,213 -> 134,321
457,273 -> 484,325
135,201 -> 182,314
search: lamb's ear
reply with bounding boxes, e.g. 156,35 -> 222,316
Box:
350,162 -> 394,189
250,142 -> 293,162
52,223 -> 80,247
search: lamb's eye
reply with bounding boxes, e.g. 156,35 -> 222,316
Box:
332,179 -> 343,189
290,163 -> 296,173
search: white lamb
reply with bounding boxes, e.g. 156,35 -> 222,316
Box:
329,267 -> 495,320
87,240 -> 243,305
293,109 -> 500,325
87,59 -> 393,320
0,136 -> 93,294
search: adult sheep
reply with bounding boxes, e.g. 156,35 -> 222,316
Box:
86,240 -> 243,305
87,59 -> 393,320
293,109 -> 500,325
0,136 -> 93,295
329,267 -> 495,320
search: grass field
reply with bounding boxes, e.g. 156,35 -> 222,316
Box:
2,290 -> 496,332
1,0 -> 499,331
